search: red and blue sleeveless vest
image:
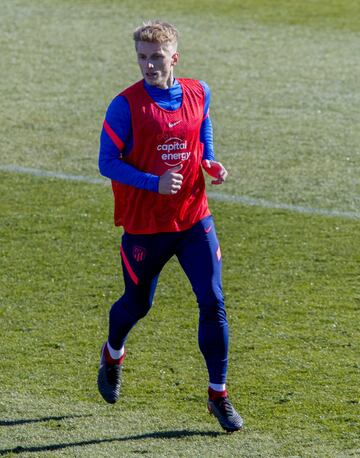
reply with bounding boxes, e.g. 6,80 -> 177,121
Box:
111,78 -> 210,234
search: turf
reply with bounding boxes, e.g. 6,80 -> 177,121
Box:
0,172 -> 359,457
1,0 -> 360,212
1,0 -> 360,456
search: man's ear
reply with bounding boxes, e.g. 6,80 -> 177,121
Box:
172,52 -> 180,66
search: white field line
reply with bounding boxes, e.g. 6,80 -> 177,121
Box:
1,164 -> 360,221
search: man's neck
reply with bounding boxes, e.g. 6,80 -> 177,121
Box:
145,78 -> 178,92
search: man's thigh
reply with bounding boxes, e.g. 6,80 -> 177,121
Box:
120,231 -> 177,287
175,216 -> 223,304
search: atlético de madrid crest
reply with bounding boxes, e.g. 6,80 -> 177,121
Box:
133,245 -> 147,262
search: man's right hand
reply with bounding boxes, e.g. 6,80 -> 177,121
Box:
158,164 -> 183,195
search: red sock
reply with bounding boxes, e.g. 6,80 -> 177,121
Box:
104,343 -> 126,365
208,387 -> 228,400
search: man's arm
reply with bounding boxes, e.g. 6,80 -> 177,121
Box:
199,80 -> 215,161
98,95 -> 159,192
199,81 -> 228,184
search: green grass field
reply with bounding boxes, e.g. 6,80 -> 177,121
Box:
1,1 -> 359,456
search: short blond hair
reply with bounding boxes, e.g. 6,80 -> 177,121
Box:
133,20 -> 179,47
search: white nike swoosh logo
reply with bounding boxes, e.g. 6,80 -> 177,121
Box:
168,120 -> 181,128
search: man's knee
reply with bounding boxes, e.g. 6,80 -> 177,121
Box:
124,289 -> 153,320
199,299 -> 227,324
110,291 -> 153,323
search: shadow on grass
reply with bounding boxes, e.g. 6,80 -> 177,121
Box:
0,414 -> 92,426
0,429 -> 222,455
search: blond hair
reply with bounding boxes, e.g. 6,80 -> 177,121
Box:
133,20 -> 179,48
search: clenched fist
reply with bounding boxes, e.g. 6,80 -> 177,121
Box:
202,160 -> 228,185
158,164 -> 184,195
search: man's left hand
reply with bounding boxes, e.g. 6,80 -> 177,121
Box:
202,160 -> 228,185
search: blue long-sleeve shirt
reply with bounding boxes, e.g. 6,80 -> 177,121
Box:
99,79 -> 215,192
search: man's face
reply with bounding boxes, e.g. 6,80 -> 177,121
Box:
136,41 -> 179,89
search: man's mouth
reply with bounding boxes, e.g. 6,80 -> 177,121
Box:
146,72 -> 158,79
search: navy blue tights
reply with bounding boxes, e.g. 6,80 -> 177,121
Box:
108,216 -> 228,384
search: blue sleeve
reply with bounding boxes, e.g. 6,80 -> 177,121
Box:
199,81 -> 215,161
200,115 -> 215,161
98,95 -> 159,192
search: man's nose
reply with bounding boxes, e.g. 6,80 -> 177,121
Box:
146,61 -> 154,69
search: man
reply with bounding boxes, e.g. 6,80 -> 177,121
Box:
97,20 -> 243,432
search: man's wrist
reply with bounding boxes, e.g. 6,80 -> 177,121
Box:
146,174 -> 160,192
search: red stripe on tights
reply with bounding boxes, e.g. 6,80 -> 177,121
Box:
120,246 -> 139,285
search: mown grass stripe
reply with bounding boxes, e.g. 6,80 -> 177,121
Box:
0,164 -> 105,185
1,163 -> 360,221
207,191 -> 360,220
